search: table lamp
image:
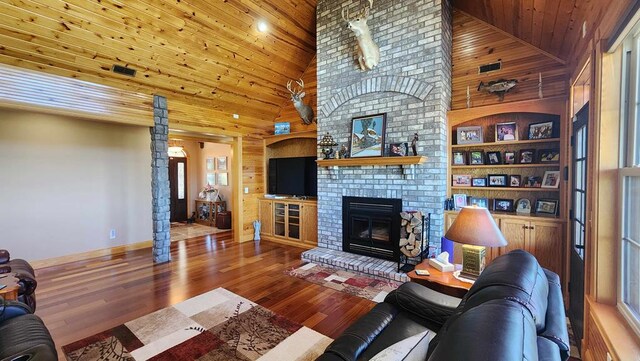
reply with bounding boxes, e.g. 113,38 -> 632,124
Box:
444,205 -> 507,279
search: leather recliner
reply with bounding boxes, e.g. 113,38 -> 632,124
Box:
0,300 -> 57,360
317,250 -> 570,361
0,249 -> 38,310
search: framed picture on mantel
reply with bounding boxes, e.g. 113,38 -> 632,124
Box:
350,113 -> 386,158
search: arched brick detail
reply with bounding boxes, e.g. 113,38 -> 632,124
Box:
320,76 -> 433,117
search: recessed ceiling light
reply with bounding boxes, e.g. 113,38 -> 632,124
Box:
257,21 -> 268,33
233,113 -> 240,119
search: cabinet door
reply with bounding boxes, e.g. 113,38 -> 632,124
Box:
259,200 -> 273,236
500,218 -> 529,255
287,203 -> 300,240
274,202 -> 286,237
529,220 -> 563,277
301,203 -> 318,245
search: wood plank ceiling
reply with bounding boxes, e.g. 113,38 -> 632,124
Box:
453,0 -> 623,63
0,0 -> 317,136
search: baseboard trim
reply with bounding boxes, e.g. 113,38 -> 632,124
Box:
31,240 -> 153,270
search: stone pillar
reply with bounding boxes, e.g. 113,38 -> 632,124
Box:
151,95 -> 171,263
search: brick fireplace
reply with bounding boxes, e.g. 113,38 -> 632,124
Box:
303,0 -> 452,280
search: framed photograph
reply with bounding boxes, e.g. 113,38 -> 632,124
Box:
488,174 -> 508,187
472,177 -> 487,187
217,172 -> 228,186
350,113 -> 386,158
524,176 -> 542,188
495,122 -> 519,142
469,197 -> 489,208
469,150 -> 484,165
493,198 -> 515,212
452,151 -> 466,165
206,173 -> 215,186
487,151 -> 502,165
528,121 -> 554,140
206,158 -> 215,171
541,170 -> 561,188
519,149 -> 536,164
516,198 -> 532,214
504,151 -> 517,164
535,199 -> 559,215
456,126 -> 484,145
539,149 -> 560,163
453,194 -> 468,210
509,175 -> 522,187
390,142 -> 408,157
274,122 -> 291,135
452,174 -> 472,186
217,156 -> 228,171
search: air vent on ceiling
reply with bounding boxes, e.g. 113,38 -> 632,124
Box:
478,62 -> 502,74
111,64 -> 137,77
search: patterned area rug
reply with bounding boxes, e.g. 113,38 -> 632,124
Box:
287,263 -> 402,302
62,288 -> 332,361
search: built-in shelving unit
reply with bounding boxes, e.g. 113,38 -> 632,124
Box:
446,96 -> 568,286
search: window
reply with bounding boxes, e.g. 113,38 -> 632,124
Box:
619,30 -> 640,335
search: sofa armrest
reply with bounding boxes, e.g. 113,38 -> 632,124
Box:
0,250 -> 9,264
318,302 -> 398,361
384,282 -> 461,330
0,300 -> 33,322
540,269 -> 570,361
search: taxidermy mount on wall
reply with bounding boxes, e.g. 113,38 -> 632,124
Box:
342,0 -> 380,71
477,79 -> 518,101
287,79 -> 315,125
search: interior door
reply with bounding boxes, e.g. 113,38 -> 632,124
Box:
569,103 -> 589,350
169,157 -> 188,223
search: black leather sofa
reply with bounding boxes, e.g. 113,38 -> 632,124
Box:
317,250 -> 570,361
0,301 -> 57,360
0,249 -> 38,310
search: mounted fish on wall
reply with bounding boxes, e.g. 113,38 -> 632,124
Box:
477,79 -> 518,101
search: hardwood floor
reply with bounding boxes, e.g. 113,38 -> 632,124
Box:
34,232 -> 375,359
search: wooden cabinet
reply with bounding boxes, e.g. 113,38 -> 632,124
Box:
301,203 -> 317,244
195,200 -> 226,227
258,199 -> 273,236
445,211 -> 564,280
258,198 -> 317,248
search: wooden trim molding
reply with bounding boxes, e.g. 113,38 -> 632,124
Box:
31,240 -> 153,270
263,130 -> 317,146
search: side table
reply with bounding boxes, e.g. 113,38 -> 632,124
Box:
407,261 -> 472,298
0,275 -> 20,301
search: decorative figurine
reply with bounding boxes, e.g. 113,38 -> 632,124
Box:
339,144 -> 349,159
411,133 -> 418,156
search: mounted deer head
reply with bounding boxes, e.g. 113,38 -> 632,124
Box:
287,79 -> 315,125
342,0 -> 379,71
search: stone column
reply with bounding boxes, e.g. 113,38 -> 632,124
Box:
151,95 -> 171,263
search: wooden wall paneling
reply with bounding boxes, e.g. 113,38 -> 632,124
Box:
452,10 -> 568,110
242,137 -> 265,242
0,63 -> 153,126
274,55 -> 318,134
454,0 -> 636,65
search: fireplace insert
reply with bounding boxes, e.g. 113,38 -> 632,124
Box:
342,196 -> 402,261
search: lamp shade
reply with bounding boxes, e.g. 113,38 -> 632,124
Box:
444,206 -> 507,247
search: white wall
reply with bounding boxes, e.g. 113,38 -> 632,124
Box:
175,140 -> 201,216
0,109 -> 153,261
199,143 -> 233,211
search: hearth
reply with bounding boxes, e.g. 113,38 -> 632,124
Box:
342,196 -> 402,261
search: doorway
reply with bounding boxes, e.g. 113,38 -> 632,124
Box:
169,157 -> 188,222
569,103 -> 589,350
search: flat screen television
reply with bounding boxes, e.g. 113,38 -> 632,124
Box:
268,157 -> 317,197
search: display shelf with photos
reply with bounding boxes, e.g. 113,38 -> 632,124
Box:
447,97 -> 567,221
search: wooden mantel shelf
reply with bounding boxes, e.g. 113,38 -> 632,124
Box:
316,156 -> 427,167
